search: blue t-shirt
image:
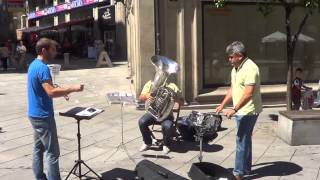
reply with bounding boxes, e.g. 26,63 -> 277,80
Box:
28,59 -> 54,118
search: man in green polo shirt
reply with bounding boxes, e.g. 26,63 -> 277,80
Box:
216,41 -> 262,180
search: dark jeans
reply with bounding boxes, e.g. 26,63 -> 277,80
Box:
1,57 -> 8,71
138,113 -> 174,146
233,115 -> 259,177
292,97 -> 301,110
29,116 -> 61,180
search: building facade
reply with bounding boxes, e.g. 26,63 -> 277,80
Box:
0,0 -> 25,42
127,0 -> 320,104
24,0 -> 127,59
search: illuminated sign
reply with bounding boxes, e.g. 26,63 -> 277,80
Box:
27,0 -> 106,20
71,0 -> 84,9
46,6 -> 57,15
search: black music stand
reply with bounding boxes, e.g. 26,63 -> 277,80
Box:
60,107 -> 104,180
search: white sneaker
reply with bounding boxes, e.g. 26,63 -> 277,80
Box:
162,145 -> 170,154
139,144 -> 151,152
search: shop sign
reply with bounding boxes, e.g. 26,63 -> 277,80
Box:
70,0 -> 84,9
99,5 -> 115,28
28,0 -> 106,20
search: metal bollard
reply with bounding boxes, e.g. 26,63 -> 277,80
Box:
64,53 -> 70,67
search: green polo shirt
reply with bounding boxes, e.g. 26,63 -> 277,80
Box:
231,58 -> 262,115
141,80 -> 181,95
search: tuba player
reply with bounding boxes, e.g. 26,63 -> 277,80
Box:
138,73 -> 182,154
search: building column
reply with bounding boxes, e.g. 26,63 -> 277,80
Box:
65,0 -> 70,22
178,0 -> 186,102
93,7 -> 101,40
36,6 -> 40,27
132,0 -> 156,96
190,0 -> 202,102
53,0 -> 58,26
115,1 -> 127,60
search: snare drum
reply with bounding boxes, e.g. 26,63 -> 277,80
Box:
188,111 -> 222,133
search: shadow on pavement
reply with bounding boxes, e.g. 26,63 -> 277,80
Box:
170,139 -> 224,154
245,161 -> 303,179
101,168 -> 137,180
217,127 -> 228,132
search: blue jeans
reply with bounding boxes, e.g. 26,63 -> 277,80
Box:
29,116 -> 61,180
138,113 -> 174,146
233,114 -> 258,177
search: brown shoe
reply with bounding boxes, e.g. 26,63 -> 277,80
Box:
235,175 -> 243,180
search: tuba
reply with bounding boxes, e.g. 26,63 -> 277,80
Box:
146,55 -> 180,122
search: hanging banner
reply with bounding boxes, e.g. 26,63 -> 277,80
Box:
27,0 -> 109,20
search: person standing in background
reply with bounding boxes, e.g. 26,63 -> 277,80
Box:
0,43 -> 9,71
16,40 -> 27,71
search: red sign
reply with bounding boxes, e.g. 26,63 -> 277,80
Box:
7,0 -> 24,8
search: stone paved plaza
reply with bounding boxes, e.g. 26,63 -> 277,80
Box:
1,63 -> 320,180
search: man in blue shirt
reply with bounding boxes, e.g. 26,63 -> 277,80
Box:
28,38 -> 84,180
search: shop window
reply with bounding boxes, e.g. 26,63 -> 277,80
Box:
70,8 -> 92,21
202,3 -> 320,88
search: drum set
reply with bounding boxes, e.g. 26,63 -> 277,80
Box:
187,111 -> 222,162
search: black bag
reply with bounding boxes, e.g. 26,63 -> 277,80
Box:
176,116 -> 196,141
188,162 -> 236,180
135,160 -> 187,180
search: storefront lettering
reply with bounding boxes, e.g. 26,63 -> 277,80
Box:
47,7 -> 57,15
56,4 -> 66,12
28,12 -> 36,19
83,0 -> 98,5
71,0 -> 84,9
27,0 -> 106,20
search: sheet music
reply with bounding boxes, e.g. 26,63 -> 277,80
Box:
106,92 -> 136,105
75,107 -> 103,117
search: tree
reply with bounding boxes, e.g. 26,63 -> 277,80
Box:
214,0 -> 320,110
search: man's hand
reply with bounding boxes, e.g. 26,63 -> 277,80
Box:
146,94 -> 154,104
70,84 -> 84,92
215,104 -> 224,113
225,108 -> 236,119
42,81 -> 84,98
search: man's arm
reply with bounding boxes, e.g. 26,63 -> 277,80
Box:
225,85 -> 255,118
42,80 -> 83,98
215,87 -> 232,113
234,85 -> 255,111
138,93 -> 152,102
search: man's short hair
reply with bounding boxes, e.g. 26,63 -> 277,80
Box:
35,38 -> 57,55
226,41 -> 247,57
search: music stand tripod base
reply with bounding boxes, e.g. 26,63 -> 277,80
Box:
106,92 -> 136,163
60,107 -> 103,180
